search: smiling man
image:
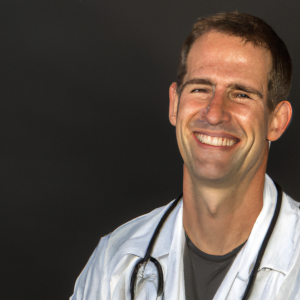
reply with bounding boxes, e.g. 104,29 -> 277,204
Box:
71,12 -> 300,300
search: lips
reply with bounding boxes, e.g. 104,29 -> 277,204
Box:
194,133 -> 238,147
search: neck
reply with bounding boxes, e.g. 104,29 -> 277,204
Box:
182,153 -> 267,255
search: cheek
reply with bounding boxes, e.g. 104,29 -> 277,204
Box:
232,103 -> 268,140
177,97 -> 207,124
176,99 -> 202,152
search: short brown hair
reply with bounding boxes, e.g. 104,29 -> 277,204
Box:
177,12 -> 292,110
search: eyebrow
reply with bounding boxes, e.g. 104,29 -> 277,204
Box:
179,78 -> 213,95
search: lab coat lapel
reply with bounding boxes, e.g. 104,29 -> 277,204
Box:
213,175 -> 279,299
163,203 -> 186,300
133,203 -> 186,300
109,199 -> 185,300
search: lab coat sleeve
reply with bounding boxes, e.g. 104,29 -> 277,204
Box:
70,234 -> 111,300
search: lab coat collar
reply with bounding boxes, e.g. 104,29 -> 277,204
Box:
258,179 -> 299,275
237,175 -> 297,280
120,198 -> 184,259
108,198 -> 182,262
121,175 -> 294,264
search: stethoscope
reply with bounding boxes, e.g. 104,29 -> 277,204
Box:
130,182 -> 282,300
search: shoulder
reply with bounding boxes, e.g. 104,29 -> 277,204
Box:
279,192 -> 300,237
275,194 -> 300,299
70,234 -> 111,300
275,192 -> 300,270
281,192 -> 300,231
106,200 -> 173,253
70,200 -> 175,299
285,194 -> 300,211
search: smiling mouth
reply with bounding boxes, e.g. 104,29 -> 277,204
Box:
194,133 -> 239,147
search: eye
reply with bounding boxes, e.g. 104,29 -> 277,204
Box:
234,93 -> 251,99
191,88 -> 209,93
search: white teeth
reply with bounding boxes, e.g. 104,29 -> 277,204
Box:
196,133 -> 236,147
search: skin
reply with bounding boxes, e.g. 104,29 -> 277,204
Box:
169,31 -> 292,255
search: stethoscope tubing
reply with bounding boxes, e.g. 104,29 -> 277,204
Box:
130,183 -> 282,300
242,182 -> 282,299
130,193 -> 183,298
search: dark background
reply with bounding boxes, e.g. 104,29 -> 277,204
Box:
1,0 -> 300,299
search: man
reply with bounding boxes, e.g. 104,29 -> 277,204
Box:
70,12 -> 300,300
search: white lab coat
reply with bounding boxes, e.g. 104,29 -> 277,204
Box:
70,175 -> 300,300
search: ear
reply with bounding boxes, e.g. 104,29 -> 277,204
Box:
267,101 -> 292,141
169,82 -> 179,126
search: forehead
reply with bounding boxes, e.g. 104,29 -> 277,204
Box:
185,31 -> 272,92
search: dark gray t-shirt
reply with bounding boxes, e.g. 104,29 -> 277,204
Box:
184,233 -> 246,300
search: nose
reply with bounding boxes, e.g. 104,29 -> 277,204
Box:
200,90 -> 231,125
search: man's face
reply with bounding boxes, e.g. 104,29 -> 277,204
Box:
169,31 -> 273,184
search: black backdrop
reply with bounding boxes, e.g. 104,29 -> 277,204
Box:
2,0 -> 300,299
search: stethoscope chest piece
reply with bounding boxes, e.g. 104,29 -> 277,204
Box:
132,257 -> 164,300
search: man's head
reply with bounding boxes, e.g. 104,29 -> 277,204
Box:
169,12 -> 292,186
177,12 -> 292,111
